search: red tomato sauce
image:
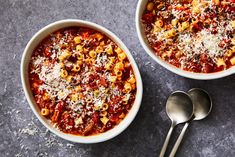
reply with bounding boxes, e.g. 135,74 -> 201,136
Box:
142,0 -> 235,73
29,27 -> 137,136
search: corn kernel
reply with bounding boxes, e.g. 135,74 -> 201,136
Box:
119,113 -> 125,119
152,10 -> 156,15
58,56 -> 64,61
58,50 -> 71,61
94,105 -> 100,111
117,76 -> 122,81
66,75 -> 73,83
74,36 -> 81,44
175,51 -> 182,58
100,116 -> 109,125
115,47 -> 123,54
79,94 -> 84,99
171,19 -> 178,27
232,46 -> 235,53
230,57 -> 235,65
192,0 -> 200,6
75,85 -> 82,92
127,76 -> 136,84
109,76 -> 117,82
231,38 -> 235,45
43,93 -> 50,100
118,53 -> 127,61
105,45 -> 113,55
216,58 -> 226,67
75,117 -> 83,125
193,6 -> 200,14
95,33 -> 103,41
147,2 -> 154,11
96,46 -> 103,53
131,84 -> 136,90
232,21 -> 235,28
100,41 -> 105,46
76,45 -> 83,52
71,94 -> 78,102
115,62 -> 124,70
153,26 -> 161,33
212,0 -> 220,5
182,21 -> 190,30
59,62 -> 65,68
94,90 -> 99,96
58,91 -> 65,98
63,50 -> 71,58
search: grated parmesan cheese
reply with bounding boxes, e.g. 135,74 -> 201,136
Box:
143,0 -> 235,72
29,27 -> 136,135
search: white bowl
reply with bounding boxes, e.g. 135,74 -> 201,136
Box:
21,19 -> 143,143
136,0 -> 235,80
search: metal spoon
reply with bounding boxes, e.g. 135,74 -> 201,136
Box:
169,88 -> 212,157
159,91 -> 194,157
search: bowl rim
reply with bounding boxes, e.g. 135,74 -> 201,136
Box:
135,0 -> 235,80
21,19 -> 143,143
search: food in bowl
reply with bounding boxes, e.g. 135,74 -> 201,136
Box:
142,0 -> 235,73
28,27 -> 137,136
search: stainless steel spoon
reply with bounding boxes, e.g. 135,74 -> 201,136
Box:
159,91 -> 194,157
169,88 -> 212,157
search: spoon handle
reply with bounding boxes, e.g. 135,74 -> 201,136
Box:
169,122 -> 190,157
159,123 -> 175,157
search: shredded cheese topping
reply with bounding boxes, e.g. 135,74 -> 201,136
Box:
143,0 -> 235,72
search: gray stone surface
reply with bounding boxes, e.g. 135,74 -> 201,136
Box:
0,0 -> 234,156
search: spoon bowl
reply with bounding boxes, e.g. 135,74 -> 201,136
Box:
188,88 -> 212,120
166,92 -> 194,125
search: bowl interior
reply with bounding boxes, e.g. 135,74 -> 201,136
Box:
21,20 -> 143,143
136,0 -> 235,80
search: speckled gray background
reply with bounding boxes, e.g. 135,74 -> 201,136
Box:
0,0 -> 234,157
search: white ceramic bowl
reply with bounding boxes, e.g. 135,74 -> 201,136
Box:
136,0 -> 235,80
21,19 -> 143,143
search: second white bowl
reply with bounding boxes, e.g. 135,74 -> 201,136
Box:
136,0 -> 235,80
21,19 -> 143,143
